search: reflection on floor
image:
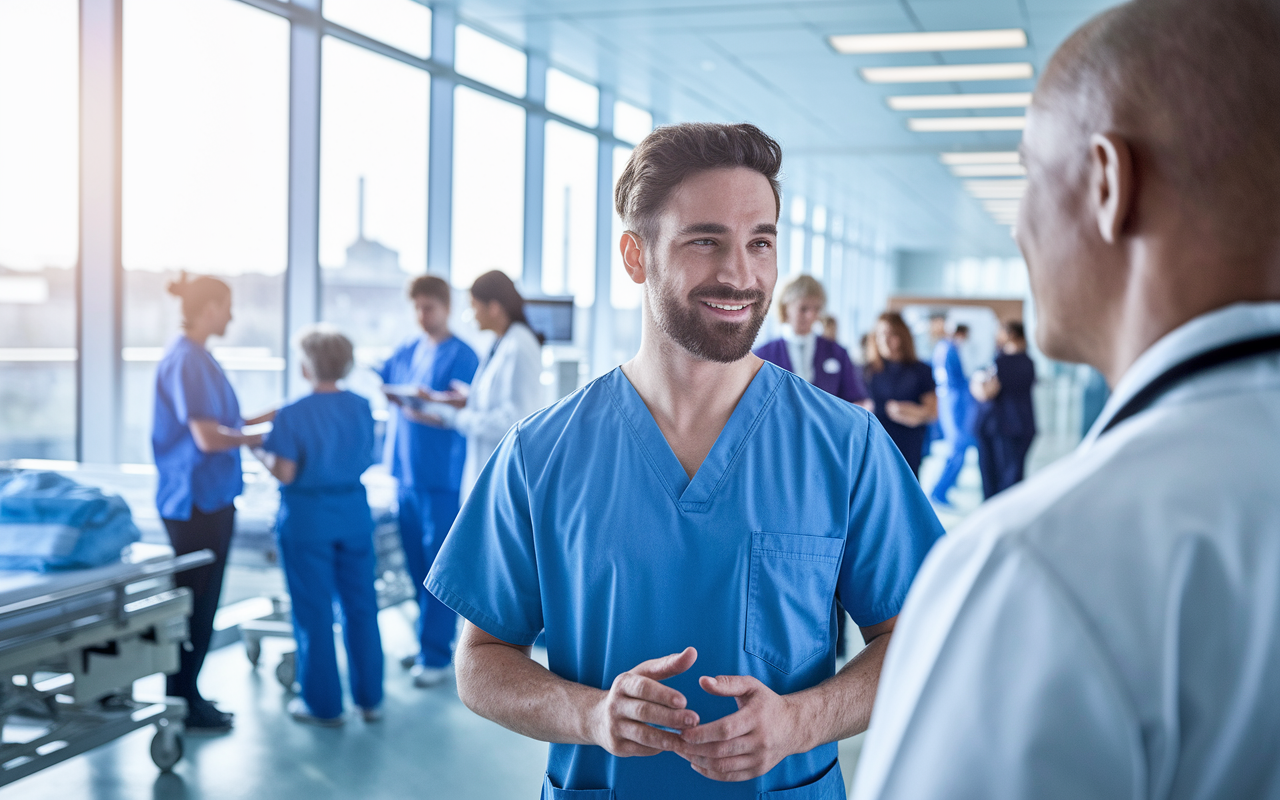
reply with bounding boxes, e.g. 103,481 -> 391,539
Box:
5,442 -> 1078,800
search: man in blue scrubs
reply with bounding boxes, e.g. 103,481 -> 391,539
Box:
427,123 -> 943,799
928,319 -> 973,507
379,275 -> 479,686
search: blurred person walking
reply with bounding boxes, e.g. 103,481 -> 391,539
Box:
928,318 -> 974,507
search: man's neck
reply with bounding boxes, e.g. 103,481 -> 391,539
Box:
622,332 -> 763,479
425,327 -> 451,344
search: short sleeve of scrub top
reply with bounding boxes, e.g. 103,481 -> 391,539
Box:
167,348 -> 228,425
261,404 -> 300,463
425,427 -> 541,645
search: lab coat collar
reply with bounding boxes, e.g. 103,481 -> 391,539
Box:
1083,302 -> 1280,448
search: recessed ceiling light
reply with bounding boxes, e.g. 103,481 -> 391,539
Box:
861,63 -> 1034,83
965,179 -> 1027,199
830,29 -> 1027,54
940,151 -> 1020,165
951,163 -> 1027,177
908,116 -> 1026,132
888,92 -> 1032,111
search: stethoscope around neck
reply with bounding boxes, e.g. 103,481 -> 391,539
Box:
1098,332 -> 1280,437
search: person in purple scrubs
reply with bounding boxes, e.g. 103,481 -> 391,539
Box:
754,275 -> 869,408
863,312 -> 937,477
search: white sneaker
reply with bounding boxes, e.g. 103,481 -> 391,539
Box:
410,664 -> 451,688
358,705 -> 383,723
287,697 -> 344,727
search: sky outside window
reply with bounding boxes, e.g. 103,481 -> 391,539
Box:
323,0 -> 431,59
452,86 -> 525,289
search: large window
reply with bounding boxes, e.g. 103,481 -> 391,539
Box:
610,146 -> 642,310
451,86 -> 525,289
541,121 -> 598,304
121,0 -> 289,463
323,0 -> 431,59
319,35 -> 429,405
0,0 -> 79,460
455,25 -> 526,98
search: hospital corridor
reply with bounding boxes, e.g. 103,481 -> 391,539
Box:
3,0 -> 1280,798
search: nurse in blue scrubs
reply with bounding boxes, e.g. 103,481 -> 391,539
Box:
377,275 -> 478,687
152,274 -> 272,732
863,312 -> 938,477
426,123 -> 944,799
256,326 -> 383,726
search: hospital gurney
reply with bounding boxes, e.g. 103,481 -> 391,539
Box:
0,543 -> 213,786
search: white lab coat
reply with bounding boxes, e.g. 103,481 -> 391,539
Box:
452,321 -> 543,499
852,302 -> 1280,800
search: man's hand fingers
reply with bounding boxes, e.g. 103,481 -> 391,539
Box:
689,761 -> 758,783
674,734 -> 752,759
631,647 -> 697,682
615,697 -> 699,730
679,708 -> 754,745
616,720 -> 682,753
698,674 -> 760,699
617,673 -> 688,710
686,753 -> 759,775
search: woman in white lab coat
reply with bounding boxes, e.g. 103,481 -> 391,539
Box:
437,270 -> 544,499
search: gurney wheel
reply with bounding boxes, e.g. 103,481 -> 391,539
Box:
276,650 -> 297,691
150,726 -> 184,771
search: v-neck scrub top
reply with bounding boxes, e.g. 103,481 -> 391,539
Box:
427,363 -> 944,799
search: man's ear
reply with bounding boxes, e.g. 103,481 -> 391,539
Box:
1089,132 -> 1134,244
620,231 -> 646,285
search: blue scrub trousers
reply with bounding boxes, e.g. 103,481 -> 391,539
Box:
931,394 -> 973,502
398,488 -> 461,668
277,505 -> 384,719
976,432 -> 1033,500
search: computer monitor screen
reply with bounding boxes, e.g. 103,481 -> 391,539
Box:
523,297 -> 574,344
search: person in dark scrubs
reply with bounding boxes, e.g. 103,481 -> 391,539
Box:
377,275 -> 478,687
863,311 -> 938,476
754,275 -> 869,407
970,320 -> 1038,499
257,326 -> 383,726
152,274 -> 271,732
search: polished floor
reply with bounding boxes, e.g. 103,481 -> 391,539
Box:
4,441 -> 1073,799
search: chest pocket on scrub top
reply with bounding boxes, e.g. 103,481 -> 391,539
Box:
745,532 -> 844,674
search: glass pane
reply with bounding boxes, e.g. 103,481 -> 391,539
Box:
542,121 -> 598,305
320,35 -> 429,406
452,86 -> 525,288
324,0 -> 431,59
0,0 -> 79,460
455,25 -> 526,98
610,146 -> 642,310
613,100 -> 653,146
546,68 -> 598,127
789,228 -> 806,275
812,205 -> 827,234
122,0 -> 289,464
812,235 -> 826,279
790,195 -> 807,226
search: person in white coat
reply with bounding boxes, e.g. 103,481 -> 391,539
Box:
852,1 -> 1280,798
436,270 -> 544,499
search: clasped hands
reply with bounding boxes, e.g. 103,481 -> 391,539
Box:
587,647 -> 806,783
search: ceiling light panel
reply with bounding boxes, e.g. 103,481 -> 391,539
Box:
908,116 -> 1027,132
940,151 -> 1021,165
965,179 -> 1027,199
861,63 -> 1034,83
831,29 -> 1027,54
950,163 -> 1027,177
888,92 -> 1031,111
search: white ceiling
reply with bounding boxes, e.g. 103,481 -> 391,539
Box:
450,0 -> 1121,258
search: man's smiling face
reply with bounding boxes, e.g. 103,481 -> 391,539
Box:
644,167 -> 779,363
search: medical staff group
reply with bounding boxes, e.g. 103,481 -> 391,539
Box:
146,0 -> 1280,795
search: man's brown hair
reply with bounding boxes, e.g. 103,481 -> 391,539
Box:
614,123 -> 783,244
407,274 -> 451,307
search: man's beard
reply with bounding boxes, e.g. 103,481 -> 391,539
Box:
648,265 -> 770,364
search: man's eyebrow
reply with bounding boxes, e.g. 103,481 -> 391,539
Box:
753,223 -> 778,236
678,223 -> 730,235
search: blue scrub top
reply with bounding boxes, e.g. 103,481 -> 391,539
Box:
262,390 -> 376,538
427,363 -> 944,799
152,335 -> 243,521
378,335 -> 479,492
974,351 -> 1037,439
866,360 -> 936,474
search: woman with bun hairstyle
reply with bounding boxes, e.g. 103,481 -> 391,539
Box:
431,270 -> 544,501
152,273 -> 273,733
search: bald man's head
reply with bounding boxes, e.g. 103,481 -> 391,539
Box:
1039,0 -> 1280,236
1017,0 -> 1280,377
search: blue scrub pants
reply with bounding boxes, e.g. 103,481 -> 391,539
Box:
278,514 -> 384,719
398,488 -> 461,668
976,432 -> 1034,500
931,393 -> 974,502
